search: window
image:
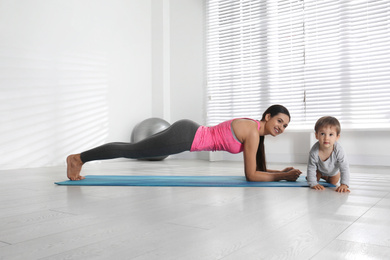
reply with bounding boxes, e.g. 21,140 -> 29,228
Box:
206,0 -> 390,129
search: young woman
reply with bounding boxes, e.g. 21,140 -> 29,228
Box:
66,104 -> 302,181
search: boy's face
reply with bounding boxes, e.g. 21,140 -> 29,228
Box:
315,125 -> 340,149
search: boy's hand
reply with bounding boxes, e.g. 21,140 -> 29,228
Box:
311,184 -> 325,190
335,184 -> 350,193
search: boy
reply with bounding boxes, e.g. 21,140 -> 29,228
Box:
307,116 -> 350,193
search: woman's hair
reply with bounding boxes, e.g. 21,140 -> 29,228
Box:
256,104 -> 291,171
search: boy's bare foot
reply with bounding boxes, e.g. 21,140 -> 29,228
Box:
66,154 -> 85,180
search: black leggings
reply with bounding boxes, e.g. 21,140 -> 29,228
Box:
80,119 -> 200,163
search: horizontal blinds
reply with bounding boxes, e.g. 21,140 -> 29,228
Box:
207,0 -> 264,126
206,0 -> 390,129
303,0 -> 390,127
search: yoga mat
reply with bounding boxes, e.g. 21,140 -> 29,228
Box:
55,175 -> 336,187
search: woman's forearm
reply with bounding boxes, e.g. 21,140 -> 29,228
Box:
266,169 -> 281,173
246,171 -> 287,182
246,168 -> 301,182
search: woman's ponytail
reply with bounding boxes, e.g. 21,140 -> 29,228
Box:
255,104 -> 290,172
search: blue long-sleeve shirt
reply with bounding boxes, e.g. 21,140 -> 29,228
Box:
307,141 -> 350,187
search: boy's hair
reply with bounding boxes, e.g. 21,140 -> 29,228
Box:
314,116 -> 341,135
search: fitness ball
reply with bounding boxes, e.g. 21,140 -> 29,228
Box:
131,117 -> 171,161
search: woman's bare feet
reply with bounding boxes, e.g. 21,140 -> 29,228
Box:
66,154 -> 85,180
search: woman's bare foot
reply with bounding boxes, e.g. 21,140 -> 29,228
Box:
66,154 -> 85,180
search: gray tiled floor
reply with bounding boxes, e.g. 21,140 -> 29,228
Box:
0,159 -> 389,259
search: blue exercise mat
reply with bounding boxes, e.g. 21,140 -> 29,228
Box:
55,175 -> 335,187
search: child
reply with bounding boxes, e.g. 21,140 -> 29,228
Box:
307,116 -> 350,193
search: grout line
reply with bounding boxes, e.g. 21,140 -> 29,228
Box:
165,222 -> 210,231
48,209 -> 79,216
0,240 -> 12,246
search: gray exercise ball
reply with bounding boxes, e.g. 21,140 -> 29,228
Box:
131,117 -> 171,161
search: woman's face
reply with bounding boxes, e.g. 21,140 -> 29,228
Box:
265,113 -> 290,136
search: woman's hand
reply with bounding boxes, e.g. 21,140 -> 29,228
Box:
281,167 -> 294,172
283,168 -> 302,181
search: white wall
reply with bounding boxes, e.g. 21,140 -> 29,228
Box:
151,0 -> 206,160
154,0 -> 390,168
328,130 -> 390,167
169,0 -> 205,124
2,0 -> 388,170
152,0 -> 204,124
215,128 -> 390,167
0,0 -> 206,170
263,129 -> 390,167
0,0 -> 152,169
165,0 -> 390,167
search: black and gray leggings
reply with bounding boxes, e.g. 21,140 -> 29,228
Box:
80,119 -> 200,163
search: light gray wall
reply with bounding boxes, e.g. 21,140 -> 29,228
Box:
265,128 -> 390,167
1,0 -> 389,170
164,0 -> 390,168
169,0 -> 205,124
152,0 -> 204,124
0,0 -> 152,169
151,0 -> 206,160
0,0 -> 205,170
218,129 -> 390,167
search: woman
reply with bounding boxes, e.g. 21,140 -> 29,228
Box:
67,104 -> 302,181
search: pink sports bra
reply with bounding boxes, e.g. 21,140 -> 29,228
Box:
190,118 -> 261,154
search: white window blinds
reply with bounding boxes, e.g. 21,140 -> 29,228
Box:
206,0 -> 390,129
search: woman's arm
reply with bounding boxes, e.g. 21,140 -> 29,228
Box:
242,130 -> 301,182
267,167 -> 293,173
